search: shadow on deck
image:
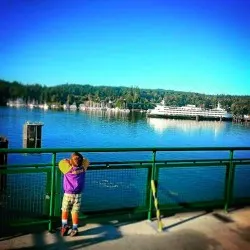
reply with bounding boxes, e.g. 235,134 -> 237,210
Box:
1,207 -> 250,250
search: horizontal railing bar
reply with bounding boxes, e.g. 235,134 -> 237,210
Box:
80,206 -> 148,216
234,162 -> 250,166
1,159 -> 249,170
157,162 -> 228,168
1,146 -> 250,154
0,161 -> 153,168
90,160 -> 154,165
232,198 -> 250,203
0,168 -> 51,174
89,158 -> 246,164
10,219 -> 50,227
88,164 -> 152,170
1,162 -> 248,173
161,159 -> 229,163
0,160 -> 232,168
160,158 -> 250,163
91,160 -> 250,169
0,164 -> 152,171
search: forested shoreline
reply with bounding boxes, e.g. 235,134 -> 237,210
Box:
0,79 -> 250,115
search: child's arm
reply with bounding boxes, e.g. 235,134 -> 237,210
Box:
82,158 -> 90,171
58,159 -> 71,174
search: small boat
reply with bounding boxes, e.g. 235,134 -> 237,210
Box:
69,102 -> 77,110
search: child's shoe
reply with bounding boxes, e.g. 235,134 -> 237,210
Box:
60,225 -> 70,236
70,229 -> 78,237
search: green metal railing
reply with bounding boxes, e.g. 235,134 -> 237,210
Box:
0,147 -> 250,232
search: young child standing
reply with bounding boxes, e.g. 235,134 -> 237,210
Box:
58,152 -> 89,236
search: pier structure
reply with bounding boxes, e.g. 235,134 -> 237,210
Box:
23,122 -> 44,148
233,115 -> 250,124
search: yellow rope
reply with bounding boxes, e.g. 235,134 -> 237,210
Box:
151,180 -> 164,232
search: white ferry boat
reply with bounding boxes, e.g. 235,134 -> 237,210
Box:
147,100 -> 232,121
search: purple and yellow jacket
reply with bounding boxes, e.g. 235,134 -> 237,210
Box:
59,158 -> 89,194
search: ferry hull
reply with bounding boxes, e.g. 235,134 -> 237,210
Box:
146,113 -> 232,121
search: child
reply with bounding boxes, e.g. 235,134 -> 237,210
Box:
58,152 -> 89,237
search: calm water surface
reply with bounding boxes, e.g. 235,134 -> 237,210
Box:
0,107 -> 250,212
0,107 -> 249,163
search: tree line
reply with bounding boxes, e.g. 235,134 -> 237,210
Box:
0,79 -> 250,115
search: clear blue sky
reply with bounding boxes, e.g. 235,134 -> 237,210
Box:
0,0 -> 249,95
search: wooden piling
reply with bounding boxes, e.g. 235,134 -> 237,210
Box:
0,136 -> 8,191
23,122 -> 43,148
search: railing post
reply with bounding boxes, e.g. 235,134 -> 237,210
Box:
49,152 -> 56,231
54,166 -> 62,217
224,150 -> 234,212
148,150 -> 156,220
0,136 -> 8,191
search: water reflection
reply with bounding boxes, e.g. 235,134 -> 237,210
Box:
147,118 -> 225,137
80,109 -> 145,123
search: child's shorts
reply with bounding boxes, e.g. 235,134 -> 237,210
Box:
61,193 -> 82,213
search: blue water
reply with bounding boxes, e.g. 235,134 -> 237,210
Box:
1,107 -> 250,163
0,107 -> 250,213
